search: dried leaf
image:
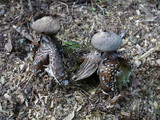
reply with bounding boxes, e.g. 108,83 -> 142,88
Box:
63,103 -> 77,120
73,50 -> 105,81
63,110 -> 75,120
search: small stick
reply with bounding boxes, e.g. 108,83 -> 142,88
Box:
4,33 -> 12,52
139,4 -> 154,17
20,0 -> 24,14
90,22 -> 95,33
96,4 -> 104,14
136,44 -> 160,60
12,25 -> 34,42
119,30 -> 126,39
58,1 -> 69,14
12,25 -> 40,48
27,0 -> 33,11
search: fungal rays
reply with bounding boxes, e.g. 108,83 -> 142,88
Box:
73,50 -> 106,81
73,50 -> 123,95
33,36 -> 69,86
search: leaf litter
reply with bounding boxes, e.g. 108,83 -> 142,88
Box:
0,0 -> 160,119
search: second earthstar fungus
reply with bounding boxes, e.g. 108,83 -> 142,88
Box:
73,30 -> 131,96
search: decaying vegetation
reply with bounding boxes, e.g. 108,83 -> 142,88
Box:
0,0 -> 160,119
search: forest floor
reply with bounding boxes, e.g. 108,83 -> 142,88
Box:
0,0 -> 160,119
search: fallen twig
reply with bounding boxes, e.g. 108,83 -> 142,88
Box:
12,25 -> 40,49
20,0 -> 24,14
4,33 -> 13,52
136,44 -> 160,60
27,0 -> 33,11
58,1 -> 69,14
12,25 -> 34,42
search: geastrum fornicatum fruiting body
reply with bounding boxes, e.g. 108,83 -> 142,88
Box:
91,31 -> 122,51
73,30 -> 130,95
32,16 -> 69,86
31,16 -> 60,35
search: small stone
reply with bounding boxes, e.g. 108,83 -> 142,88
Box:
0,9 -> 6,16
4,93 -> 11,100
136,10 -> 141,15
136,35 -> 140,38
151,38 -> 157,43
51,116 -> 56,120
150,61 -> 156,66
156,59 -> 160,66
128,41 -> 132,46
134,60 -> 141,67
19,64 -> 25,71
0,76 -> 5,84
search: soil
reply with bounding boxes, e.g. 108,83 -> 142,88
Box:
0,0 -> 160,119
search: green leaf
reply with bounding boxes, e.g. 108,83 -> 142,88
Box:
63,41 -> 81,49
117,58 -> 132,89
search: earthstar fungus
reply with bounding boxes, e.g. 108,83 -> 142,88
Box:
31,16 -> 60,35
32,16 -> 69,86
91,31 -> 122,51
74,31 -> 125,94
